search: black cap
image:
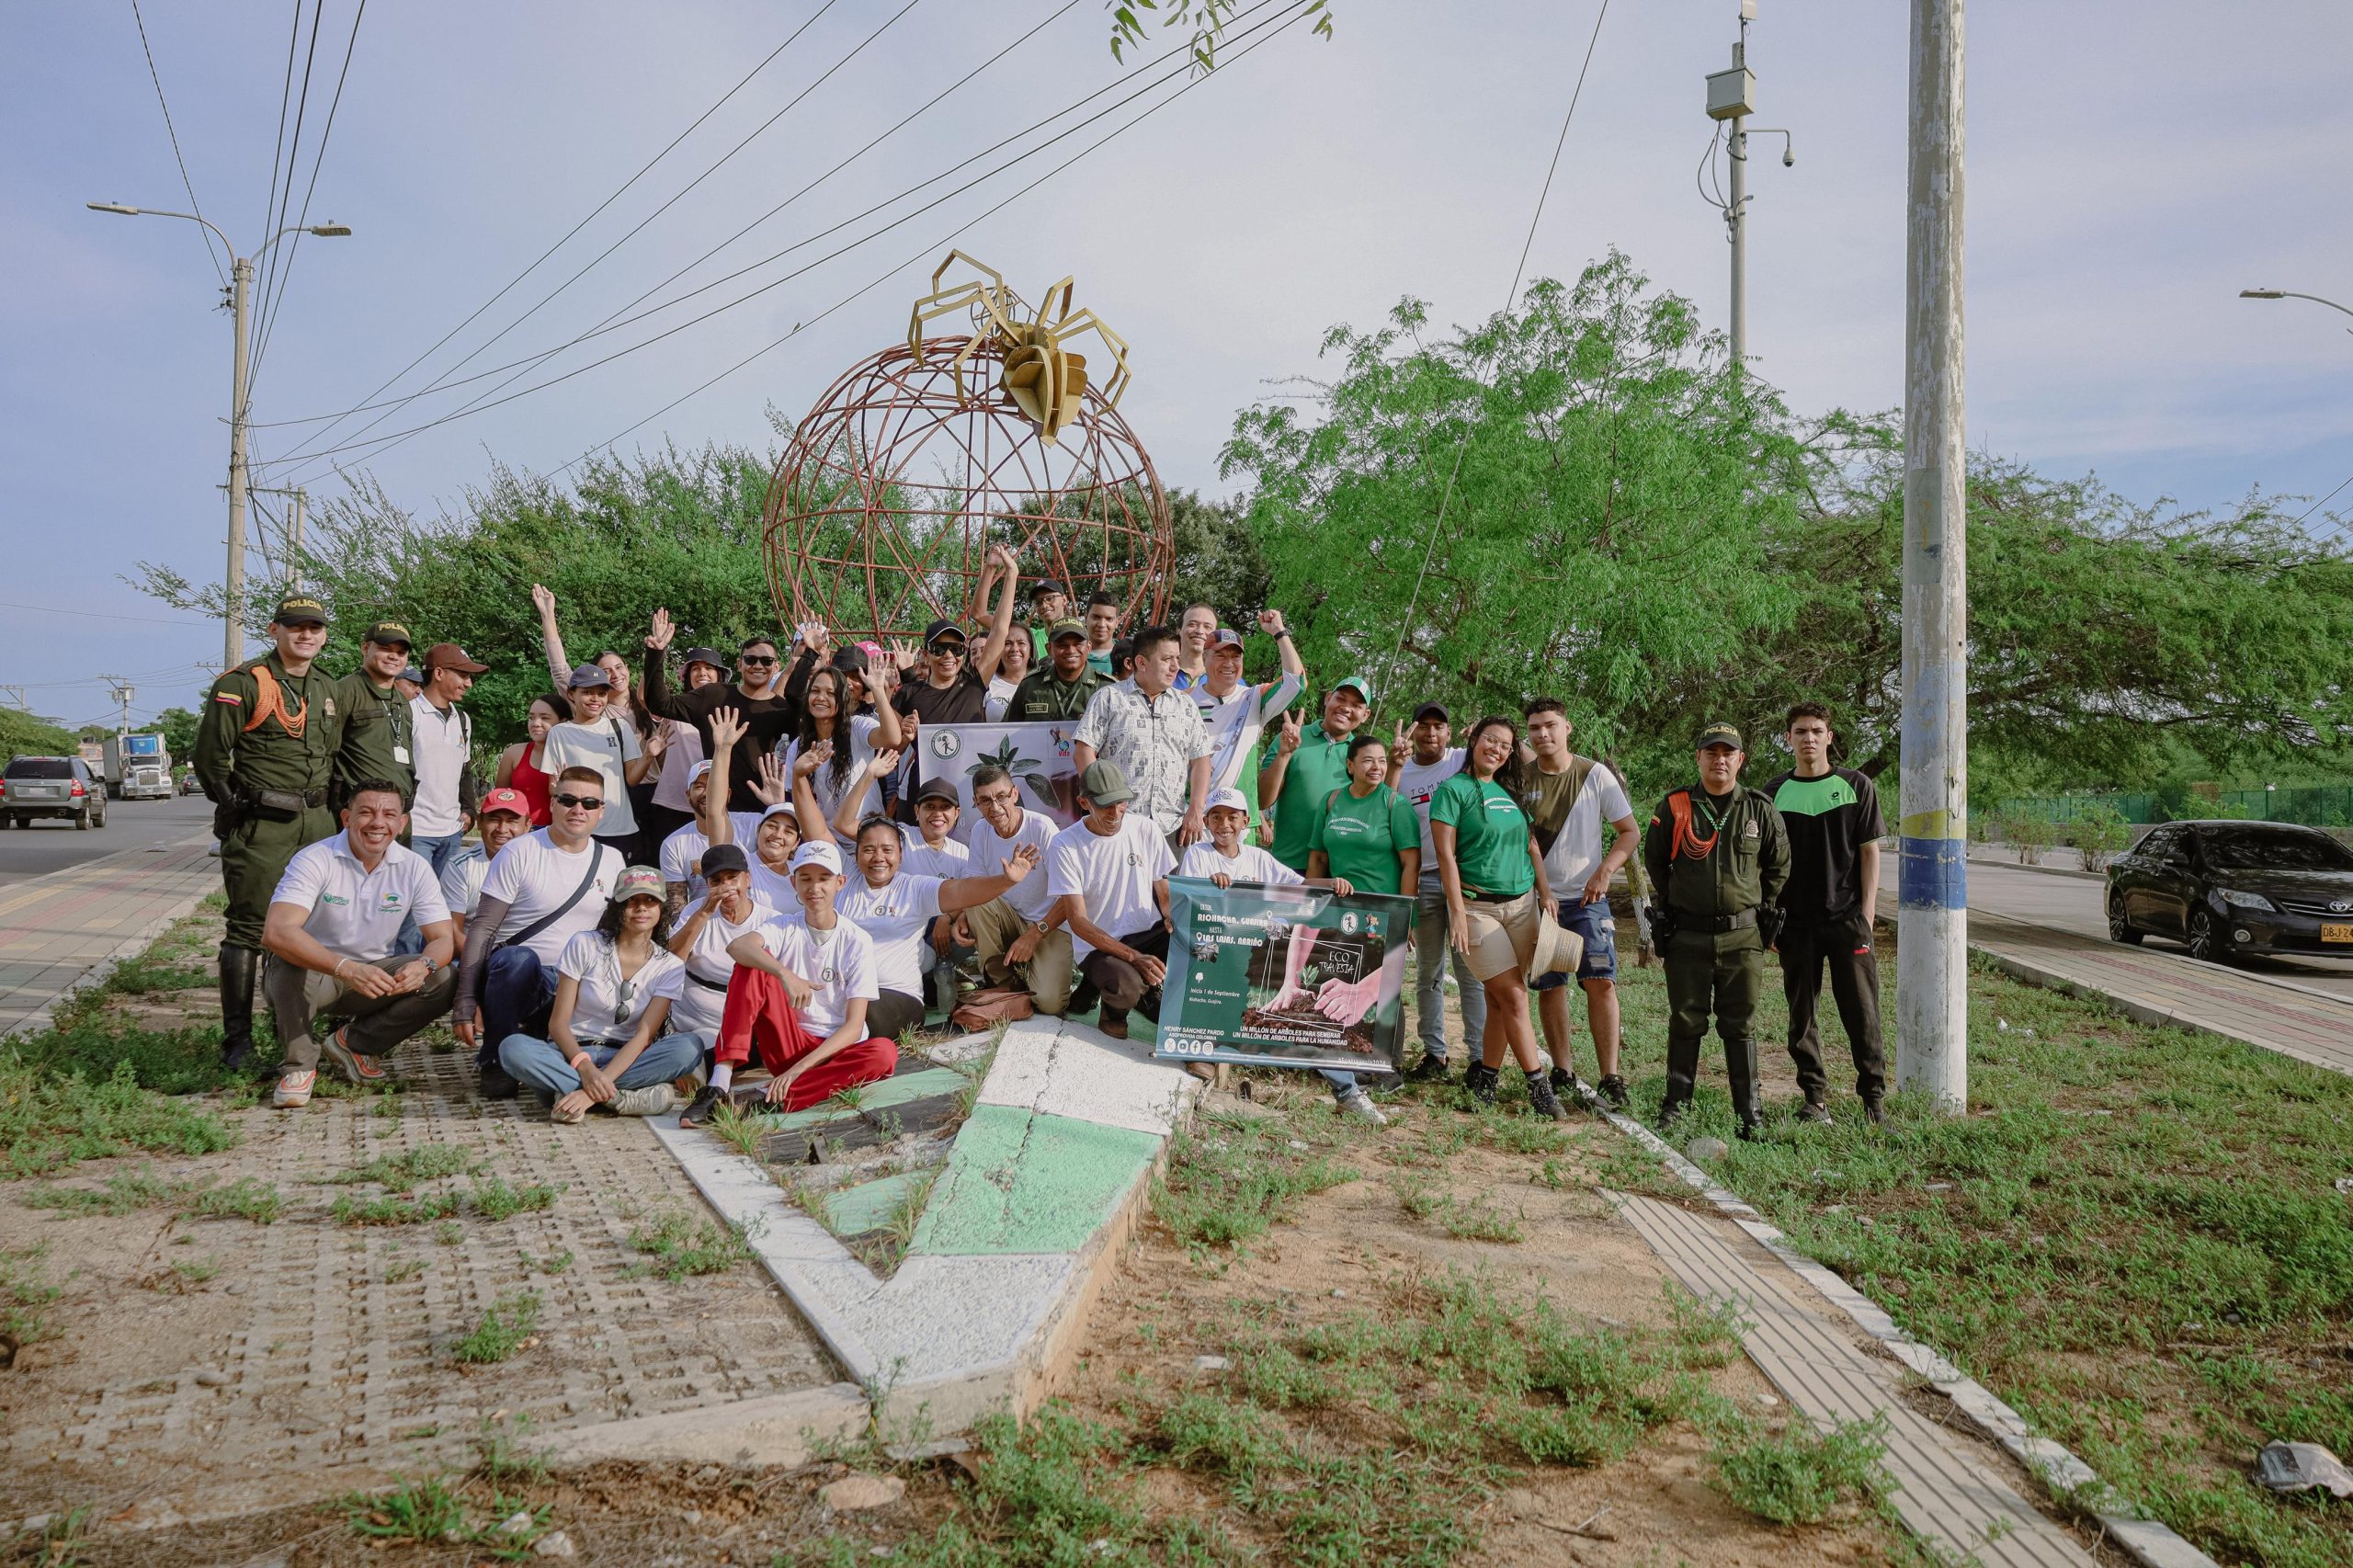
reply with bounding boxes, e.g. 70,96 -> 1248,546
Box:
1028,578 -> 1066,601
700,844 -> 750,878
271,594 -> 328,627
1413,701 -> 1449,724
922,618 -> 968,649
914,777 -> 961,804
361,620 -> 412,648
680,646 -> 726,671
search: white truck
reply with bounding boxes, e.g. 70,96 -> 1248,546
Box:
102,733 -> 175,801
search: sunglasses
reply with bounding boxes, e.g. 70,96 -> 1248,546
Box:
551,792 -> 607,811
739,653 -> 779,665
927,643 -> 966,658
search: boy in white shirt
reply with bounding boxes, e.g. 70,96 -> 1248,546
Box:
959,764 -> 1073,1013
540,665 -> 647,854
678,840 -> 898,1125
1045,761 -> 1175,1040
654,843 -> 777,1040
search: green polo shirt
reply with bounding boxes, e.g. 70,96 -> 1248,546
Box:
1310,783 -> 1420,895
1429,773 -> 1536,898
1265,722 -> 1353,872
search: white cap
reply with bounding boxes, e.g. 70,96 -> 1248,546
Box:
789,840 -> 843,875
1204,787 -> 1249,815
760,801 -> 799,823
688,759 -> 714,784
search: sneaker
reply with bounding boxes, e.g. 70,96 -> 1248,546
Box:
1462,1063 -> 1500,1108
1404,1054 -> 1452,1085
1657,1098 -> 1690,1134
1862,1096 -> 1887,1126
479,1062 -> 520,1101
550,1101 -> 586,1125
271,1070 -> 315,1108
678,1083 -> 730,1128
1597,1074 -> 1631,1110
319,1027 -> 390,1085
611,1084 -> 678,1117
1548,1065 -> 1585,1101
1526,1073 -> 1571,1122
1336,1088 -> 1389,1126
1796,1099 -> 1835,1127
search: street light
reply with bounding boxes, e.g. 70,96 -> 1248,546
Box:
85,201 -> 353,666
2239,287 -> 2353,327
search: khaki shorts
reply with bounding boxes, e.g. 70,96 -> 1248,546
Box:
1461,887 -> 1542,983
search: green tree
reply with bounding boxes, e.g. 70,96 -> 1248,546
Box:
0,710 -> 78,761
153,706 -> 201,760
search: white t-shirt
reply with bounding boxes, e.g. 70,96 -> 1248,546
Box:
1394,748 -> 1467,868
554,930 -> 684,1044
1530,760 -> 1635,899
778,715 -> 882,828
408,696 -> 472,837
984,676 -> 1017,722
1046,813 -> 1174,961
271,833 -> 451,963
439,846 -> 490,921
899,825 -> 972,881
1176,839 -> 1302,889
753,915 -> 881,1036
649,721 -> 705,812
541,717 -> 645,836
655,893 -> 778,1036
659,812 -> 766,899
1197,673 -> 1303,812
967,808 -> 1059,921
481,830 -> 624,967
836,872 -> 946,996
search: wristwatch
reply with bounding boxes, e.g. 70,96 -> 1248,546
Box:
1029,919 -> 1050,936
419,955 -> 439,973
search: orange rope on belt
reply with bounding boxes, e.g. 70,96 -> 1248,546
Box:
241,665 -> 308,738
1667,790 -> 1718,860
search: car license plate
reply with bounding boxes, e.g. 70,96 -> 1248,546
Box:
2323,922 -> 2353,944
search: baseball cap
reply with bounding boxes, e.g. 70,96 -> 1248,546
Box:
271,594 -> 328,627
789,840 -> 844,876
1078,759 -> 1134,806
1696,722 -> 1744,751
700,843 -> 750,878
922,618 -> 968,649
566,663 -> 612,690
423,642 -> 489,675
914,777 -> 961,804
760,801 -> 800,824
1046,618 -> 1087,643
688,759 -> 714,784
1413,701 -> 1449,724
680,646 -> 726,671
1205,786 -> 1249,814
361,620 -> 412,648
1210,628 -> 1245,651
1029,577 -> 1066,601
397,665 -> 424,685
608,866 -> 665,903
476,787 -> 530,820
1332,675 -> 1373,702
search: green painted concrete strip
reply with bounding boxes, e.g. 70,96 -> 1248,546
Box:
910,1102 -> 1158,1257
754,1068 -> 968,1135
824,1170 -> 927,1236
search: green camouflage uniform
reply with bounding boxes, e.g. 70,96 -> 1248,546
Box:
195,651 -> 342,952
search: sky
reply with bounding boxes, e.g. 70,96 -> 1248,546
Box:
4,0 -> 2349,732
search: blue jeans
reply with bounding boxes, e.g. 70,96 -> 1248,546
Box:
396,833 -> 471,955
477,946 -> 554,1068
1414,874 -> 1486,1062
497,1030 -> 707,1105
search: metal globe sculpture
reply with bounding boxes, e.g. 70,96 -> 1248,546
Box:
763,252 -> 1172,645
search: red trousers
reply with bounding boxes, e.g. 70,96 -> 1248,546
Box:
715,966 -> 898,1112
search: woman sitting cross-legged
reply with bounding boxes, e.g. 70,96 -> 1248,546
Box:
677,839 -> 900,1127
496,866 -> 705,1124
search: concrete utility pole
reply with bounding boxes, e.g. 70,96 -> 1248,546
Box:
84,204 -> 351,668
1897,0 -> 1969,1109
250,483 -> 312,592
1705,3 -> 1795,376
104,677 -> 137,739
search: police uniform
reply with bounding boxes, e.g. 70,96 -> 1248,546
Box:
333,619 -> 417,810
193,595 -> 343,1066
1640,723 -> 1790,1137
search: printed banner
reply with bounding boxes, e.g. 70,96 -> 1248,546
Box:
1154,877 -> 1415,1074
915,721 -> 1083,837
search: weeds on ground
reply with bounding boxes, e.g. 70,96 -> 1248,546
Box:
17,1502 -> 94,1567
1383,1171 -> 1526,1241
0,1058 -> 237,1179
845,1169 -> 939,1277
25,1169 -> 281,1223
1711,1412 -> 1892,1525
450,1290 -> 542,1365
519,1249 -> 573,1276
139,1256 -> 222,1294
331,1189 -> 462,1226
473,1413 -> 551,1483
467,1175 -> 558,1221
343,1473 -> 548,1554
383,1256 -> 426,1284
1152,1114 -> 1359,1256
704,1098 -> 767,1160
1,1244 -> 63,1351
324,1142 -> 480,1190
624,1211 -> 758,1281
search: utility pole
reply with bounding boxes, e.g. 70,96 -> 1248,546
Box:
226,257 -> 253,669
0,686 -> 26,712
104,677 -> 137,739
1705,3 -> 1794,377
1897,0 -> 1969,1109
249,483 -> 312,591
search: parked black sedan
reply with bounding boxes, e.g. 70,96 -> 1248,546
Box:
2106,820 -> 2353,962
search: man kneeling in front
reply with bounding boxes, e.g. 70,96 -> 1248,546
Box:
261,778 -> 457,1108
677,839 -> 898,1126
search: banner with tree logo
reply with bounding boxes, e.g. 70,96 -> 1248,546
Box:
1154,878 -> 1413,1074
915,722 -> 1083,836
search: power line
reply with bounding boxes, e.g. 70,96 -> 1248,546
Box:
263,0 -> 1307,479
128,0 -> 226,288
267,0 -> 848,472
252,0 -> 326,388
254,0 -> 320,382
256,0 -> 301,291
0,601 -> 215,627
251,0 -> 366,387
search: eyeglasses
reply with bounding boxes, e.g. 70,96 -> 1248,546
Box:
739,653 -> 778,666
552,792 -> 606,811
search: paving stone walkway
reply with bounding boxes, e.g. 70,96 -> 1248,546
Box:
0,835 -> 217,1039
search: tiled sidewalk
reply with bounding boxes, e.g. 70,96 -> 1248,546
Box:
0,835 -> 218,1039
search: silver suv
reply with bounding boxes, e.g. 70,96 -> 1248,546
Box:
1,756 -> 108,831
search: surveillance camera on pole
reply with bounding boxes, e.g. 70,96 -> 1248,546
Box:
1703,2 -> 1795,376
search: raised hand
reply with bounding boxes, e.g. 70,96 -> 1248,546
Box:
710,706 -> 747,751
1000,842 -> 1040,882
644,724 -> 670,759
790,740 -> 834,780
647,608 -> 676,652
530,583 -> 557,619
865,746 -> 903,778
1274,711 -> 1302,756
1392,716 -> 1410,753
991,542 -> 1019,578
1256,606 -> 1286,638
885,638 -> 921,673
797,619 -> 831,656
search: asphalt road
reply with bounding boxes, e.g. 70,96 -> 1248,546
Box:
0,791 -> 214,886
1959,857 -> 2353,1004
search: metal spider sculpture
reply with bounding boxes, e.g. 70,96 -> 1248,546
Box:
906,250 -> 1131,445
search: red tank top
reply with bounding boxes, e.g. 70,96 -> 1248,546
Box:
510,747 -> 554,827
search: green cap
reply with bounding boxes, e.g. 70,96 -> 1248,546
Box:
1696,722 -> 1743,751
1046,618 -> 1088,643
1078,759 -> 1134,806
1333,675 -> 1373,701
361,619 -> 412,648
271,594 -> 328,627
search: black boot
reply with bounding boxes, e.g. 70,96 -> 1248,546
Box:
1726,1034 -> 1765,1142
1525,1069 -> 1571,1121
1462,1062 -> 1500,1108
1404,1053 -> 1452,1084
217,944 -> 260,1071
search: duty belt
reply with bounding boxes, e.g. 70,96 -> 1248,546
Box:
1673,908 -> 1756,933
235,784 -> 329,808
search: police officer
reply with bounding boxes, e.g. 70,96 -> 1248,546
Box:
334,620 -> 416,810
1641,722 -> 1790,1140
194,595 -> 344,1068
